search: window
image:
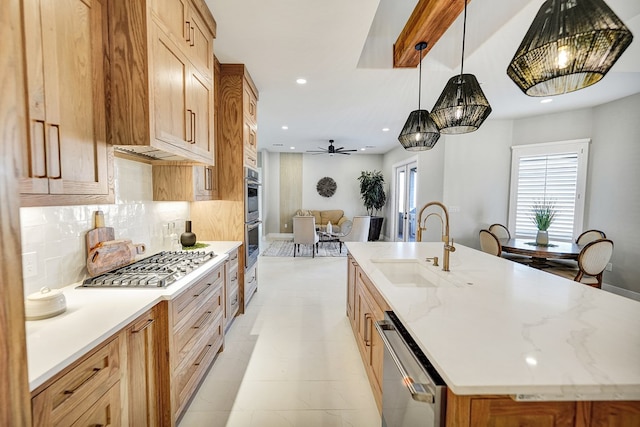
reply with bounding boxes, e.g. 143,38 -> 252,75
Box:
508,139 -> 590,242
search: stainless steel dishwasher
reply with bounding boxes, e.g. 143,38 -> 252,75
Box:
375,311 -> 447,427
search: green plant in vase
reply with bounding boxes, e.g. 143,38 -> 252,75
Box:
531,200 -> 556,245
358,170 -> 386,241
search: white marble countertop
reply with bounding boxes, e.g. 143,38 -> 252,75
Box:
26,241 -> 242,392
346,241 -> 640,401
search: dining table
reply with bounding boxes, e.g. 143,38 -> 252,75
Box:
499,237 -> 583,269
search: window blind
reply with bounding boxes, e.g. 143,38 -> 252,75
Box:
514,152 -> 578,241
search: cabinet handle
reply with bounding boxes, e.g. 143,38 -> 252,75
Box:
194,311 -> 213,329
189,24 -> 195,47
364,313 -> 372,347
186,109 -> 193,142
33,120 -> 47,178
64,367 -> 101,395
204,167 -> 212,190
194,344 -> 213,366
185,21 -> 191,43
47,124 -> 61,179
190,110 -> 196,144
193,283 -> 212,298
131,319 -> 154,333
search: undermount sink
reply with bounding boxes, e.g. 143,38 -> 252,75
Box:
371,259 -> 437,288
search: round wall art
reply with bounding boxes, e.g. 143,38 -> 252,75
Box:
316,177 -> 337,197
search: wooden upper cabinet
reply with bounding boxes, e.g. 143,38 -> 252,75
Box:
151,0 -> 213,75
19,0 -> 113,207
108,0 -> 216,165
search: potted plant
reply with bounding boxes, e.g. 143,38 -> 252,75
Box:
358,170 -> 386,241
531,200 -> 556,245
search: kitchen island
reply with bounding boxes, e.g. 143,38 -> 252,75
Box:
346,241 -> 640,424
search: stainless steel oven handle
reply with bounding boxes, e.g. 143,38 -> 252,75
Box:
374,320 -> 435,404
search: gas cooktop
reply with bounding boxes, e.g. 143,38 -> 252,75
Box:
80,250 -> 217,288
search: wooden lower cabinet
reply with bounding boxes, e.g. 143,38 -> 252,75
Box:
165,263 -> 225,422
31,336 -> 122,426
125,306 -> 165,426
350,260 -> 389,413
346,254 -> 640,426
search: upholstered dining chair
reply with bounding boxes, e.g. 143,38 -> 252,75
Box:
338,216 -> 370,252
293,216 -> 319,258
489,223 -> 511,240
576,229 -> 606,245
479,229 -> 502,256
546,239 -> 614,288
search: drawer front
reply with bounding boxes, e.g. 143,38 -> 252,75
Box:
226,285 -> 240,324
227,248 -> 239,269
174,284 -> 223,368
70,383 -> 121,427
174,311 -> 224,414
32,337 -> 121,426
172,264 -> 223,328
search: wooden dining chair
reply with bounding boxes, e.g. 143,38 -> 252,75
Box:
546,239 -> 614,288
576,229 -> 606,245
479,229 -> 501,256
489,223 -> 510,240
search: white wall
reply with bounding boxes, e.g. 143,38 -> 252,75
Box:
301,153 -> 383,219
442,120 -> 514,247
20,158 -> 190,296
589,93 -> 640,293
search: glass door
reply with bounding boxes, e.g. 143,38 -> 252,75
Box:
394,161 -> 417,242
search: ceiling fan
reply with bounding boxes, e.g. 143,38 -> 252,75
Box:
306,139 -> 357,156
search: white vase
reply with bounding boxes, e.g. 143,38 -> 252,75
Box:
536,230 -> 548,245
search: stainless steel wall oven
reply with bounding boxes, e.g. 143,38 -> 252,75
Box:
244,167 -> 261,269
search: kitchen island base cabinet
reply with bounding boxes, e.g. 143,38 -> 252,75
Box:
446,393 -> 640,427
348,257 -> 389,413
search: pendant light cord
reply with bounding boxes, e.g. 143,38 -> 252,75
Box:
460,0 -> 467,79
418,46 -> 423,110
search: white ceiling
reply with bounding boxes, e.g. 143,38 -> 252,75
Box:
206,0 -> 640,155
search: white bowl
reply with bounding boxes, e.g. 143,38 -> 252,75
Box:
25,287 -> 67,321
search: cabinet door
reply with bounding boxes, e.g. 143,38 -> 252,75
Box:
470,398 -> 575,427
194,165 -> 218,200
152,28 -> 189,150
21,0 -> 109,197
590,401 -> 640,427
187,6 -> 214,75
127,309 -> 161,427
189,68 -> 214,159
151,0 -> 188,44
70,384 -> 121,427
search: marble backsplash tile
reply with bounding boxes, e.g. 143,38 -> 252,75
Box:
20,158 -> 190,296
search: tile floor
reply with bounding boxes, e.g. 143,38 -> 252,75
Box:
178,254 -> 381,427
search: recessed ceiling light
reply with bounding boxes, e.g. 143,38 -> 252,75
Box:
290,146 -> 295,150
282,125 -> 288,130
540,98 -> 553,104
382,128 -> 390,132
360,148 -> 366,151
296,78 -> 307,85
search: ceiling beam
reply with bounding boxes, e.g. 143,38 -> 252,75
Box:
394,0 -> 470,68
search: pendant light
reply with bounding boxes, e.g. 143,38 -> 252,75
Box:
507,0 -> 633,97
431,0 -> 492,134
398,42 -> 441,151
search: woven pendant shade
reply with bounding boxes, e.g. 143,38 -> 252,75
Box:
398,110 -> 441,151
507,0 -> 633,97
431,74 -> 492,134
398,42 -> 441,151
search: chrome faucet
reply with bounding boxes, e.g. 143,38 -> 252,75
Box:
417,201 -> 456,272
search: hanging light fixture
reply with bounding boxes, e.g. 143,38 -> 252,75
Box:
431,0 -> 492,134
398,42 -> 441,151
507,0 -> 633,97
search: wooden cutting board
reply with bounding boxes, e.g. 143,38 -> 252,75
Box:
86,239 -> 146,277
86,211 -> 115,255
